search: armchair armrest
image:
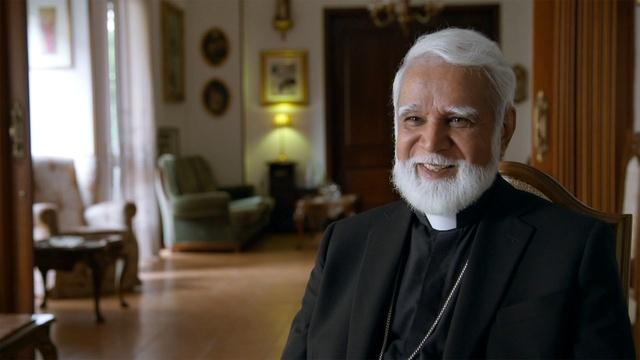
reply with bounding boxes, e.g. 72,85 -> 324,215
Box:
218,185 -> 255,200
61,226 -> 127,241
33,202 -> 59,240
85,201 -> 137,231
172,191 -> 230,218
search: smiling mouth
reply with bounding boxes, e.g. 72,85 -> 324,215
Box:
419,163 -> 456,172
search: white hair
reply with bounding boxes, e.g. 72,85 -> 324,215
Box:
392,28 -> 516,136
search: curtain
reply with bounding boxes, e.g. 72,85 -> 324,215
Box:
89,0 -> 112,204
116,0 -> 159,260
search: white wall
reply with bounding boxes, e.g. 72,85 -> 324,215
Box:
150,0 -> 187,152
151,0 -> 533,193
151,0 -> 243,186
184,0 -> 243,185
30,0 -> 95,159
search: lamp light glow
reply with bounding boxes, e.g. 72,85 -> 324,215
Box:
273,113 -> 292,127
273,112 -> 293,162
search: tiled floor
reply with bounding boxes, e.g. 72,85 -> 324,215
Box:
36,234 -> 318,359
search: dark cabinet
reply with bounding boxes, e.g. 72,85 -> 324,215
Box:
268,162 -> 296,232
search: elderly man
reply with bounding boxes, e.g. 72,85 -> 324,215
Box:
282,28 -> 634,359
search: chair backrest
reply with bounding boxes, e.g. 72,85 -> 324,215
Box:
157,154 -> 218,196
499,161 -> 632,301
32,157 -> 86,228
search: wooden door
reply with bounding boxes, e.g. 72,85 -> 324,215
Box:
0,0 -> 34,313
325,6 -> 499,210
532,0 -> 634,213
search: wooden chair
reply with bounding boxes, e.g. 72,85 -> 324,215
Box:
499,161 -> 632,301
32,157 -> 140,298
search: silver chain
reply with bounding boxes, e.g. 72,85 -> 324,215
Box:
378,260 -> 469,360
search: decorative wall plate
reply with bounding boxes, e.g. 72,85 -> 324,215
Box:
202,79 -> 230,116
201,27 -> 229,66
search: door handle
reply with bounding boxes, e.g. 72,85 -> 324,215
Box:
533,91 -> 549,162
9,101 -> 25,158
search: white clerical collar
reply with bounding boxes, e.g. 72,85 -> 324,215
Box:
425,213 -> 457,231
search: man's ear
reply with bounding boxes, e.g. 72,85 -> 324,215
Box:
500,106 -> 516,158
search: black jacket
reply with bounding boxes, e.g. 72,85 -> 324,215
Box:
282,176 -> 635,359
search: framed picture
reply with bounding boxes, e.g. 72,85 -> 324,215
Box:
201,28 -> 229,67
202,79 -> 230,117
161,1 -> 185,102
27,0 -> 73,69
261,49 -> 308,105
157,127 -> 180,156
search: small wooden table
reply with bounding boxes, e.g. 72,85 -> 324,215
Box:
34,236 -> 128,323
293,194 -> 358,247
0,314 -> 57,359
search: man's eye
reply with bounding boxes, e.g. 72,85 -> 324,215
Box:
449,117 -> 472,127
404,116 -> 424,125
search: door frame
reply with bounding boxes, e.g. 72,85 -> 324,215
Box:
0,0 -> 34,313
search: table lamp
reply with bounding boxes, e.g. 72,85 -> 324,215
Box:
273,112 -> 292,161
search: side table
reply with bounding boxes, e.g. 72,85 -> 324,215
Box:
34,236 -> 128,323
293,194 -> 358,248
0,313 -> 57,359
268,161 -> 297,232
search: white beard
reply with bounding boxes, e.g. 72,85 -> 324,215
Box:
391,152 -> 499,215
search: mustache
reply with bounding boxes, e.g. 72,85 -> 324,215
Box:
396,154 -> 462,167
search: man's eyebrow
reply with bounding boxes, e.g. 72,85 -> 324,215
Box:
397,104 -> 419,117
445,106 -> 480,119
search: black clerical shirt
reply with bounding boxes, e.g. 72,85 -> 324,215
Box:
382,184 -> 496,360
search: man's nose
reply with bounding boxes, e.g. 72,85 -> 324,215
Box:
419,121 -> 450,153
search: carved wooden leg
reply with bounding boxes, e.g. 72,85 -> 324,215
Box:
35,326 -> 58,360
295,216 -> 305,250
37,341 -> 58,360
117,257 -> 129,308
87,257 -> 105,323
38,267 -> 50,309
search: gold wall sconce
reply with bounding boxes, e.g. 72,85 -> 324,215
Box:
273,0 -> 293,40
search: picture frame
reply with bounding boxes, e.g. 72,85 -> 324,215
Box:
161,1 -> 185,102
261,49 -> 308,105
157,127 -> 180,156
201,28 -> 229,67
27,0 -> 73,69
202,79 -> 230,117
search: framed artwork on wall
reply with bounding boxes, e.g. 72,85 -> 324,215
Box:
202,79 -> 230,116
157,127 -> 180,156
261,49 -> 308,105
27,0 -> 73,69
161,1 -> 185,102
201,28 -> 229,66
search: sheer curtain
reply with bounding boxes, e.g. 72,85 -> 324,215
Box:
115,0 -> 159,260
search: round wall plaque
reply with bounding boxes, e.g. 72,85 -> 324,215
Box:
201,28 -> 229,66
202,79 -> 230,116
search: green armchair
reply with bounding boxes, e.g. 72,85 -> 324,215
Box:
155,154 -> 274,251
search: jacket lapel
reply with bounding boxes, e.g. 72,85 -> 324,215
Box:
346,202 -> 413,359
444,178 -> 536,358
